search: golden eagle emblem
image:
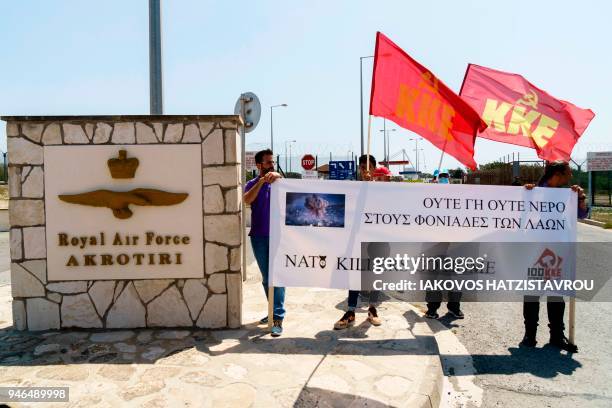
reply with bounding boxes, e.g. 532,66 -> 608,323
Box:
59,189 -> 188,219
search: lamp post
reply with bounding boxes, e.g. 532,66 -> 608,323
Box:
270,104 -> 288,154
379,125 -> 396,164
409,137 -> 423,173
360,56 -> 374,157
414,148 -> 424,173
284,140 -> 296,173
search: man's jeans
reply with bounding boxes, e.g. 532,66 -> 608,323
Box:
426,290 -> 462,313
251,236 -> 286,320
347,290 -> 380,311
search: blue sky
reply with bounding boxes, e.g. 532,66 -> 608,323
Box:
1,0 -> 610,173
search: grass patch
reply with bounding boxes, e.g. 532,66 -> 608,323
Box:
590,208 -> 612,228
0,184 -> 7,201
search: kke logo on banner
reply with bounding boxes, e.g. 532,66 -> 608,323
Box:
480,90 -> 559,149
301,154 -> 316,170
369,32 -> 486,170
395,72 -> 455,142
460,64 -> 595,162
527,248 -> 563,281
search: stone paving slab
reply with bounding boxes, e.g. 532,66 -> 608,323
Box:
0,272 -> 442,407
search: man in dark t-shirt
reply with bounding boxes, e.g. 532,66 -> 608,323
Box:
243,149 -> 284,336
521,160 -> 587,352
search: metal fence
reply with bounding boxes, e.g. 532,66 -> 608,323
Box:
591,171 -> 612,207
465,162 -> 545,186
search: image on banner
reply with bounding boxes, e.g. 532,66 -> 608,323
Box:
285,192 -> 346,228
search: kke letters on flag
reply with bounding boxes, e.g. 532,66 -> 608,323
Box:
459,64 -> 595,161
369,32 -> 486,170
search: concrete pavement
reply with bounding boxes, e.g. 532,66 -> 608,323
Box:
416,223 -> 612,408
4,222 -> 609,407
0,231 -> 444,407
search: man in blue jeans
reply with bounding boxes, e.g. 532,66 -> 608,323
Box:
243,149 -> 285,336
334,154 -> 383,330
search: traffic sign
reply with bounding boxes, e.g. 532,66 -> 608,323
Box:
301,154 -> 316,170
302,170 -> 318,179
329,161 -> 355,180
234,92 -> 261,133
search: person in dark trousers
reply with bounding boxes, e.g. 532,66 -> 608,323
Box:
521,160 -> 588,352
334,154 -> 383,329
243,149 -> 285,336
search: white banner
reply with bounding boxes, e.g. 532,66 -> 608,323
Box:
269,180 -> 577,290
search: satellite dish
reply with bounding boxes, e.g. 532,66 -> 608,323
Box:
234,92 -> 261,133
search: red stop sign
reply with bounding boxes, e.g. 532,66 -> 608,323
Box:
301,154 -> 316,170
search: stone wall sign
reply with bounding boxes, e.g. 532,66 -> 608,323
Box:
45,145 -> 203,281
3,115 -> 243,330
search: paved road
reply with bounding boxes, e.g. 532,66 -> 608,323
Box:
1,225 -> 611,406
434,223 -> 612,407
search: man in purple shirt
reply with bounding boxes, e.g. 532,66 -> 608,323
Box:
243,149 -> 285,336
521,160 -> 587,352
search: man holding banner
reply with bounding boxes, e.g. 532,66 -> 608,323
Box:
521,161 -> 587,352
244,149 -> 285,337
334,154 -> 383,330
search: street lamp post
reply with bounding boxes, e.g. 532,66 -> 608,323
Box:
413,148 -> 424,173
409,137 -> 423,173
379,127 -> 396,164
289,142 -> 296,173
270,104 -> 288,154
360,56 -> 374,158
284,140 -> 296,174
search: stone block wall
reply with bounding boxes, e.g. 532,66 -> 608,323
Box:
3,115 -> 243,331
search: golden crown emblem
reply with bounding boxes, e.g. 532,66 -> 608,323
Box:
108,150 -> 139,179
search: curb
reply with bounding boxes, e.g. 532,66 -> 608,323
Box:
578,218 -> 606,228
403,303 -> 445,408
418,308 -> 484,407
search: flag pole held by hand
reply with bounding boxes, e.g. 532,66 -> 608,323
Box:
268,286 -> 274,330
366,115 -> 373,173
569,297 -> 576,344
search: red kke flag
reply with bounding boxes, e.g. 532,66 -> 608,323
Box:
369,32 -> 486,170
459,64 -> 595,161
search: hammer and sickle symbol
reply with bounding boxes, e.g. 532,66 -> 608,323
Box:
516,90 -> 538,109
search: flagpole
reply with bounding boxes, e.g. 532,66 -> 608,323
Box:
435,63 -> 473,174
366,115 -> 373,172
268,286 -> 274,330
569,297 -> 576,344
436,139 -> 448,174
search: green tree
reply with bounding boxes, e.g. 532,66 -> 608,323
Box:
450,168 -> 465,179
478,161 -> 509,171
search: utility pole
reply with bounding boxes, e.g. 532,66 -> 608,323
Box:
360,56 -> 374,157
149,0 -> 163,114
